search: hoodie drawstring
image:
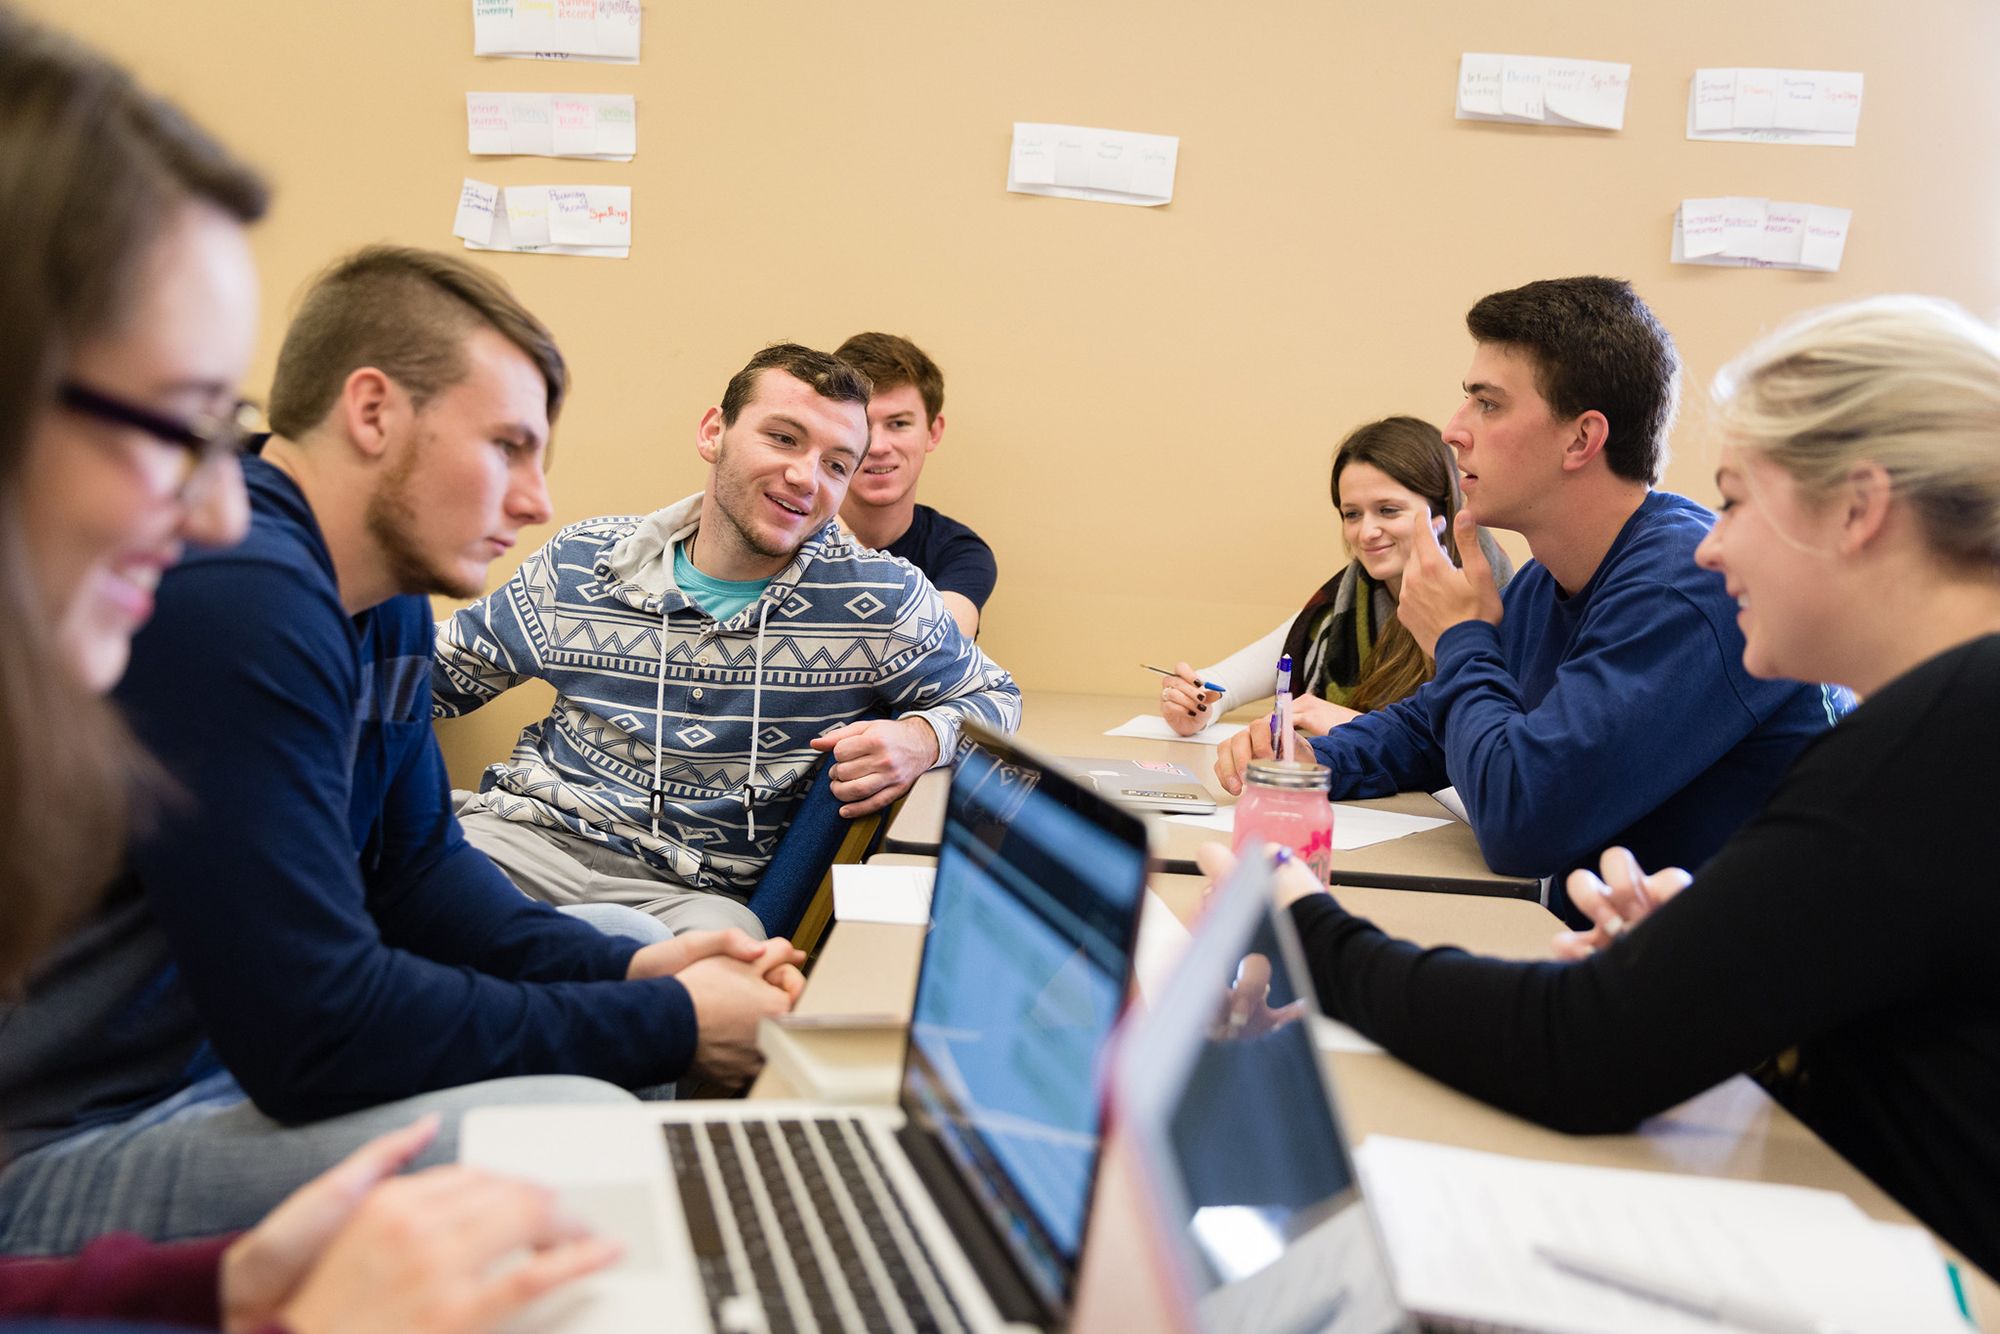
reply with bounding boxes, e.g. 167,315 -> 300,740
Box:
650,604 -> 669,839
745,599 -> 771,840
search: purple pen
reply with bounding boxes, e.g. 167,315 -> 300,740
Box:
1271,653 -> 1295,761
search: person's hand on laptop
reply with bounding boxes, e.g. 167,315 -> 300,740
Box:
1213,950 -> 1309,1040
679,941 -> 810,1086
224,1117 -> 617,1334
1551,846 -> 1693,960
811,717 -> 940,818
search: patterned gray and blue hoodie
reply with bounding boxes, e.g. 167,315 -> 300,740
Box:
435,493 -> 1021,899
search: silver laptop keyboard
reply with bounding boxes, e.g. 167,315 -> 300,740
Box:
663,1117 -> 972,1334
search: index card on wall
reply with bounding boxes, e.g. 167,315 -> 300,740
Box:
1686,68 -> 1863,145
453,181 -> 631,258
1007,123 -> 1179,207
1457,53 -> 1631,130
467,93 -> 636,160
473,0 -> 640,64
1672,197 -> 1851,271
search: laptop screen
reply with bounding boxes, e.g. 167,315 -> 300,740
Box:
1128,863 -> 1410,1333
901,733 -> 1148,1316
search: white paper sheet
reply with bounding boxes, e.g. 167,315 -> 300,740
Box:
1133,890 -> 1191,1004
469,92 -> 636,160
1429,787 -> 1470,824
1354,1137 -> 1967,1333
458,182 -> 631,258
1102,714 -> 1247,746
451,178 -> 500,244
1166,803 -> 1451,851
1686,67 -> 1863,145
1456,52 -> 1630,130
1007,122 -> 1178,207
473,0 -> 641,64
1672,198 -> 1851,272
831,864 -> 933,926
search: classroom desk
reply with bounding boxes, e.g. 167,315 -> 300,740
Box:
885,691 -> 1541,899
757,869 -> 1999,1327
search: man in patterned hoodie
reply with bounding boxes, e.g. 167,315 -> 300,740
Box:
435,343 -> 1022,935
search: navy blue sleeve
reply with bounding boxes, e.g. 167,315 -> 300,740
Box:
1424,584 -> 1765,878
1305,688 -> 1451,798
915,518 -> 997,608
116,558 -> 698,1122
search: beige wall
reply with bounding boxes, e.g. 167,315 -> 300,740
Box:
28,0 -> 2000,785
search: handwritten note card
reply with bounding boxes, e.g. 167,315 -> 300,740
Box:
472,0 -> 640,64
467,93 -> 636,160
1672,197 -> 1852,272
452,179 -> 631,258
1457,53 -> 1631,130
1687,68 -> 1864,145
1007,123 -> 1179,207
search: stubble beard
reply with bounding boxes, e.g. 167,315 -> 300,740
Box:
365,446 -> 482,600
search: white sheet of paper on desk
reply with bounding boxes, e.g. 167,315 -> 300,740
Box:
1456,52 -> 1630,130
1007,123 -> 1178,207
1103,714 -> 1247,746
1686,67 -> 1863,145
468,92 -> 636,160
1673,198 -> 1851,272
472,0 -> 641,63
458,183 -> 631,258
831,864 -> 934,926
1166,804 -> 1451,851
1353,1136 -> 1967,1333
1133,891 -> 1191,1005
1429,787 -> 1470,824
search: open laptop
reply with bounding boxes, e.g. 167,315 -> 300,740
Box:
1112,851 -> 1418,1334
1053,755 -> 1217,815
462,724 -> 1151,1333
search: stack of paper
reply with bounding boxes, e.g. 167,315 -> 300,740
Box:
467,92 -> 636,160
1456,53 -> 1631,130
1688,68 -> 1864,145
473,0 -> 640,64
1007,123 -> 1179,208
1102,714 -> 1246,746
453,179 -> 632,258
1672,197 -> 1852,272
1354,1137 -> 1967,1332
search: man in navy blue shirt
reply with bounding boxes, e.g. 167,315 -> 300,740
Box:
1218,277 -> 1840,922
834,332 -> 997,637
0,247 -> 806,1252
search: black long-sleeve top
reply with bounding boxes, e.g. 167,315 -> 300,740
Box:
1293,634 -> 2000,1280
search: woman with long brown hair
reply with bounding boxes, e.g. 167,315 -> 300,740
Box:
0,9 -> 615,1329
1160,415 -> 1511,735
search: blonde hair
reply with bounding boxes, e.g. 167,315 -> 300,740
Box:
1714,295 -> 2000,571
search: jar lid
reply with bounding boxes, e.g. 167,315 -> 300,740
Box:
1244,758 -> 1332,791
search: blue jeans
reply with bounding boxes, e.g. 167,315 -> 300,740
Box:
0,903 -> 678,1255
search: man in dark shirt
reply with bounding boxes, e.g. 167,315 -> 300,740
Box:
834,332 -> 997,636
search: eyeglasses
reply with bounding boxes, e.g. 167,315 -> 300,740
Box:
58,380 -> 260,496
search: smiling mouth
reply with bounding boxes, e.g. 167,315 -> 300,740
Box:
770,495 -> 809,517
862,465 -> 896,475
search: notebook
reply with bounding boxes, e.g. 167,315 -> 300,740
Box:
462,724 -> 1151,1333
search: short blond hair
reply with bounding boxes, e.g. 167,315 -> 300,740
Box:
1714,295 -> 2000,570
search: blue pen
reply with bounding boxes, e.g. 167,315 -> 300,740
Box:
1271,653 -> 1295,761
1141,663 -> 1230,695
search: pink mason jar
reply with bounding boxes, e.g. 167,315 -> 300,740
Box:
1231,759 -> 1334,884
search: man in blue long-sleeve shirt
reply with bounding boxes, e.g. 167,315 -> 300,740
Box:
1219,277 -> 1840,921
0,247 -> 805,1253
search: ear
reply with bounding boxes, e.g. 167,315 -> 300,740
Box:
696,406 -> 725,464
1558,409 -> 1612,474
338,367 -> 397,461
924,412 -> 945,454
1836,461 -> 1894,555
